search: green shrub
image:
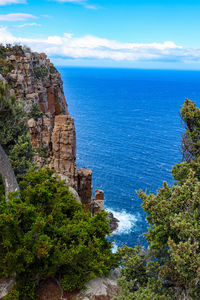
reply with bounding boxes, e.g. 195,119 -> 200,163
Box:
6,44 -> 24,56
3,287 -> 19,300
0,59 -> 13,78
50,65 -> 57,74
37,142 -> 49,165
33,66 -> 48,78
116,99 -> 200,300
0,44 -> 7,59
28,103 -> 43,121
0,169 -> 118,299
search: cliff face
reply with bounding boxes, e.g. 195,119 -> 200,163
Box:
1,49 -> 80,190
0,46 -> 106,212
5,51 -> 78,186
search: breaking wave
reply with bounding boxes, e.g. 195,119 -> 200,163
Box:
106,208 -> 138,235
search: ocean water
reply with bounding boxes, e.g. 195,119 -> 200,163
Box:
58,67 -> 200,249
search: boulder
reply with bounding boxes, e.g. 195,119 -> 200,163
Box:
107,212 -> 119,232
0,278 -> 15,299
37,270 -> 121,300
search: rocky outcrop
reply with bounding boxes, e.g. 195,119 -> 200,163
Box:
0,46 -> 119,218
0,144 -> 20,198
37,270 -> 121,300
3,50 -> 78,184
27,115 -> 52,166
1,49 -> 83,192
0,46 -> 120,222
7,52 -> 68,116
91,190 -> 119,231
107,212 -> 119,232
77,168 -> 93,209
92,189 -> 105,215
49,114 -> 77,186
0,278 -> 15,299
56,173 -> 81,203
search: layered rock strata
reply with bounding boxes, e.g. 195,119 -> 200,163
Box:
1,49 -> 90,194
77,168 -> 93,209
92,189 -> 105,215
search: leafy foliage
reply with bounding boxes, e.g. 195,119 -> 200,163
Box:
172,99 -> 200,183
28,103 -> 44,121
0,44 -> 7,59
180,98 -> 200,160
33,66 -> 48,78
0,83 -> 34,181
0,169 -> 117,299
0,59 -> 13,78
37,142 -> 49,164
50,65 -> 57,74
116,99 -> 200,300
0,44 -> 25,58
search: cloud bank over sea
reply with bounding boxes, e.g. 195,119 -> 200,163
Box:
1,26 -> 200,66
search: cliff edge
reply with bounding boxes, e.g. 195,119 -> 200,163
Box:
0,45 -> 94,207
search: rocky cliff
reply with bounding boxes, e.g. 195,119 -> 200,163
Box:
5,50 -> 76,185
0,46 -> 94,206
0,45 -> 120,300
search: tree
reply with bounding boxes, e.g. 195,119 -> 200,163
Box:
116,99 -> 200,300
0,169 -> 118,300
172,99 -> 200,183
180,98 -> 200,162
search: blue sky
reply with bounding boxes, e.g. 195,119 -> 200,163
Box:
1,0 -> 200,69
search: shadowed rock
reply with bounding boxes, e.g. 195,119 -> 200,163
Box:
0,144 -> 20,198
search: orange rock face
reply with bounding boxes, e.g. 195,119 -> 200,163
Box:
77,168 -> 93,209
93,190 -> 105,215
49,115 -> 77,186
5,51 -> 78,186
3,49 -> 96,205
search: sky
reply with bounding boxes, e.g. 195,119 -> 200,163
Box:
1,0 -> 200,69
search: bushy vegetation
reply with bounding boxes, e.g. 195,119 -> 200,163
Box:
0,83 -> 34,181
0,59 -> 13,78
0,44 -> 27,59
50,65 -> 57,74
33,66 -> 48,78
28,103 -> 44,121
0,168 -> 118,299
37,142 -> 49,161
116,99 -> 200,300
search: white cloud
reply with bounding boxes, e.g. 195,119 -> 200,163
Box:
0,0 -> 26,4
0,13 -> 37,21
55,0 -> 97,9
0,27 -> 200,64
13,23 -> 41,28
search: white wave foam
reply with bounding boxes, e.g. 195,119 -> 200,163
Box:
106,208 -> 138,236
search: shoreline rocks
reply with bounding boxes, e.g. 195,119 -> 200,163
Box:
107,212 -> 119,232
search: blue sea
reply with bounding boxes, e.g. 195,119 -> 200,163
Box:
58,67 -> 200,250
